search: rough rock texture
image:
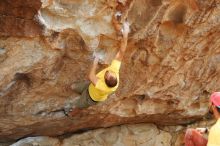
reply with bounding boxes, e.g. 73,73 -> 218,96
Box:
9,120 -> 216,146
0,0 -> 42,37
11,136 -> 60,146
0,0 -> 220,143
62,124 -> 174,146
11,124 -> 174,146
10,119 -> 216,146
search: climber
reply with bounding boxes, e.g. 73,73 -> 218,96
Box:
184,92 -> 220,146
66,21 -> 130,116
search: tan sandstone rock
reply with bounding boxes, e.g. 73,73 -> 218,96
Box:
0,0 -> 220,143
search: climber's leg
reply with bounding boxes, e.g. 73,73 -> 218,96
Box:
64,81 -> 90,115
71,80 -> 90,94
68,85 -> 97,116
75,87 -> 97,109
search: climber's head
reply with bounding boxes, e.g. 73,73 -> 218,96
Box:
104,70 -> 117,88
209,92 -> 220,119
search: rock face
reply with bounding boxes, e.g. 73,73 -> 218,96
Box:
11,124 -> 174,146
11,136 -> 60,146
0,0 -> 220,143
0,0 -> 42,37
8,119 -> 217,146
62,124 -> 173,146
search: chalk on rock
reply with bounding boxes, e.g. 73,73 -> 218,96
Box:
115,11 -> 122,18
93,50 -> 106,64
121,21 -> 130,34
0,48 -> 6,55
10,136 -> 60,146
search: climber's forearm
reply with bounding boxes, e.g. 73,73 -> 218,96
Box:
88,58 -> 98,85
115,36 -> 128,61
120,36 -> 128,52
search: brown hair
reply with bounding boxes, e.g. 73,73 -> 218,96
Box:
105,76 -> 117,88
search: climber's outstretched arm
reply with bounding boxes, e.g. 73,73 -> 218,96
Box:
115,21 -> 130,61
88,57 -> 99,86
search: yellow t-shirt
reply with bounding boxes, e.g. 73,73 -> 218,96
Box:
88,59 -> 121,101
207,119 -> 220,146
